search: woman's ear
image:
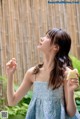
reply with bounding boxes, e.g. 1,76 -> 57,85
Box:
53,44 -> 59,52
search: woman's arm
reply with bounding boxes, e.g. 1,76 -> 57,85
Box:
6,58 -> 34,106
64,80 -> 77,117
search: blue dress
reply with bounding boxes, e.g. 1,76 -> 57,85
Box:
25,81 -> 80,119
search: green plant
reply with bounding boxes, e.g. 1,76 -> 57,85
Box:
4,89 -> 32,119
70,55 -> 80,90
70,55 -> 80,113
0,76 -> 7,111
70,55 -> 80,75
74,91 -> 80,112
5,103 -> 28,119
0,77 -> 33,119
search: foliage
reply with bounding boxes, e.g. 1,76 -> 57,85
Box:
74,91 -> 80,112
70,55 -> 80,89
70,55 -> 80,76
0,76 -> 7,111
0,77 -> 33,119
0,90 -> 32,119
70,55 -> 80,112
0,76 -> 7,90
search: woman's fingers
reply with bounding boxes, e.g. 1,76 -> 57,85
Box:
6,58 -> 17,68
6,58 -> 17,76
12,58 -> 16,61
71,79 -> 79,83
69,79 -> 79,86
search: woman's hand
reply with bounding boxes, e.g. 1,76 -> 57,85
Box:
6,58 -> 17,77
64,71 -> 79,117
64,68 -> 79,92
67,77 -> 79,92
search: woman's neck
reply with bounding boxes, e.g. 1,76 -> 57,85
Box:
42,53 -> 55,71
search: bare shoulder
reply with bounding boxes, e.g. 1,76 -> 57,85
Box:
27,66 -> 35,73
24,66 -> 36,83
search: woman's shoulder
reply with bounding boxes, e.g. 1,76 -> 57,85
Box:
26,66 -> 36,78
27,66 -> 36,73
25,63 -> 43,83
26,65 -> 37,83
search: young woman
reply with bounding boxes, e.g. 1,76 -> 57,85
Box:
6,28 -> 80,119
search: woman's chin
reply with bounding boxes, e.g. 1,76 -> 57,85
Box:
37,45 -> 42,49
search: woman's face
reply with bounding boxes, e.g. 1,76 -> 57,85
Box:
37,34 -> 54,53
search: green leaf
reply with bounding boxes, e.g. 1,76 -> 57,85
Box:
70,55 -> 80,74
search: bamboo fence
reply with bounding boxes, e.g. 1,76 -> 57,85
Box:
0,0 -> 80,84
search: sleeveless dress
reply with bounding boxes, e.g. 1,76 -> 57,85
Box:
25,81 -> 80,119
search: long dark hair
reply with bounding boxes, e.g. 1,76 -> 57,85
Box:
33,28 -> 73,89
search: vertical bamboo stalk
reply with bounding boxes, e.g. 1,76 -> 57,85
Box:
70,4 -> 78,57
0,0 -> 2,75
0,0 -> 80,85
13,0 -> 21,84
1,0 -> 8,76
74,4 -> 80,59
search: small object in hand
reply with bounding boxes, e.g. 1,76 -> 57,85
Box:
66,67 -> 79,80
